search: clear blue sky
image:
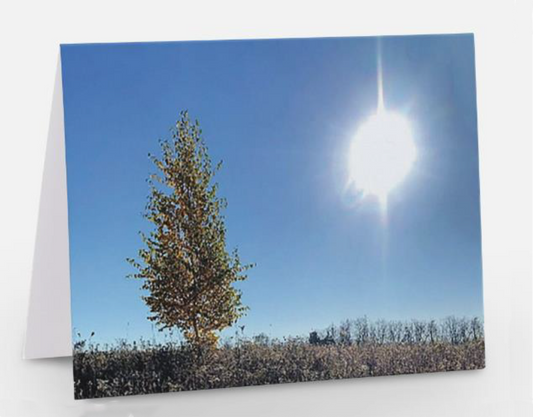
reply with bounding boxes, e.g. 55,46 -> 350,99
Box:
61,34 -> 483,344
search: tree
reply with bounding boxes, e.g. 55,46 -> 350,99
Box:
128,111 -> 253,348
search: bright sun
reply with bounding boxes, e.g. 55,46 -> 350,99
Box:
348,109 -> 416,206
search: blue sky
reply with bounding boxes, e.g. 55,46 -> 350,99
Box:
61,34 -> 483,344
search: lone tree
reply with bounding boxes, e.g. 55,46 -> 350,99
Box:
128,111 -> 253,348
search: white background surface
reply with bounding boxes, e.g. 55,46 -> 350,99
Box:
0,1 -> 532,416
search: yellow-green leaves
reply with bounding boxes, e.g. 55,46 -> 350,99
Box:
129,111 -> 253,348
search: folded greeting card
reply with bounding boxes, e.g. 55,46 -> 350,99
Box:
26,34 -> 485,399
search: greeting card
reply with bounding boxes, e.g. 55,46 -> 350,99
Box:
26,34 -> 485,399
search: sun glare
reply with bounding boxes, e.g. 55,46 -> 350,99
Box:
348,109 -> 416,206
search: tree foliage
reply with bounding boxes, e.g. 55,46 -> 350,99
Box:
128,111 -> 253,347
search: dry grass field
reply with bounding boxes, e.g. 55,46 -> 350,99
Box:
73,317 -> 484,399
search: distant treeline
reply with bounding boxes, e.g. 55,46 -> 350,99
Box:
305,317 -> 484,347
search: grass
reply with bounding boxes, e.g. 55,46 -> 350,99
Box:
73,317 -> 485,399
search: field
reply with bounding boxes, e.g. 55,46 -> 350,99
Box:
73,317 -> 485,399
